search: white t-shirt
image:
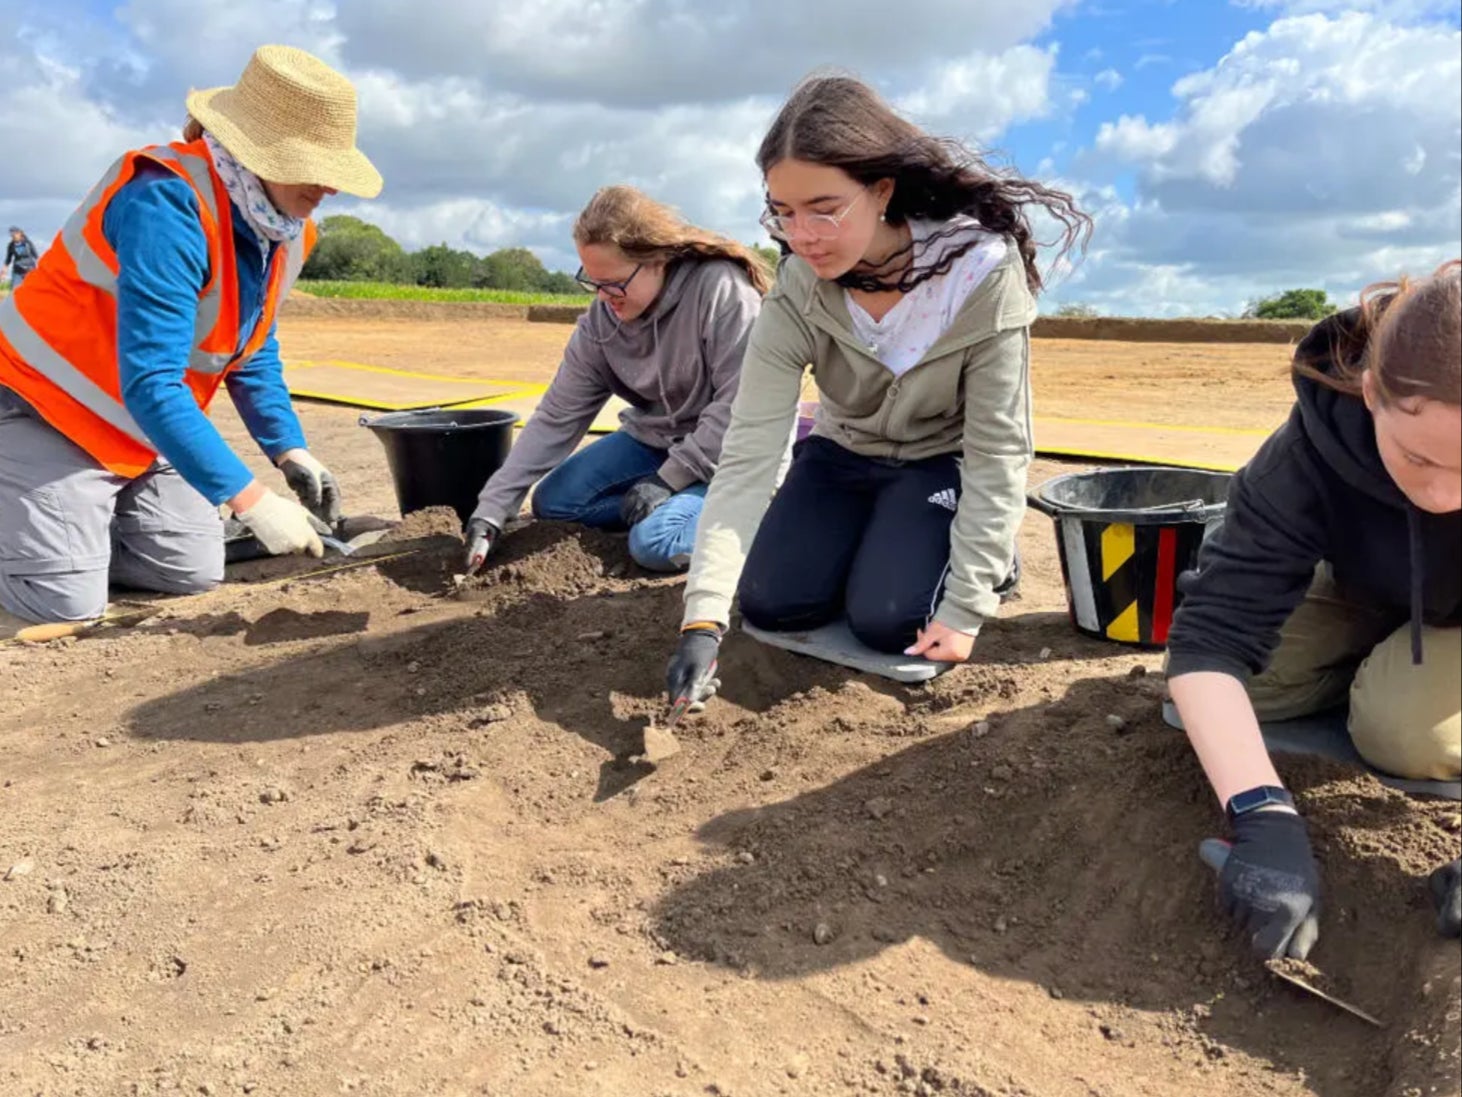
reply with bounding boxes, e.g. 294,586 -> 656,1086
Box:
846,218 -> 1007,377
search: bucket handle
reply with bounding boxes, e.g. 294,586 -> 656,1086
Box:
359,406 -> 445,428
1025,492 -> 1058,517
1025,494 -> 1212,520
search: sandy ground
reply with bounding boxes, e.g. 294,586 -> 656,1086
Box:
2,317 -> 1458,1097
278,316 -> 1299,430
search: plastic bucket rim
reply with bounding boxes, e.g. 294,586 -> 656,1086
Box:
1030,465 -> 1230,526
359,406 -> 522,432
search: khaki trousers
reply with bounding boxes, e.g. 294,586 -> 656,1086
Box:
1249,567 -> 1461,781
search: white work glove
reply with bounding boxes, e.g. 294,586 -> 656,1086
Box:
236,490 -> 329,558
463,517 -> 501,575
277,448 -> 342,525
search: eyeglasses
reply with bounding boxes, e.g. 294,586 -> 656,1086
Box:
574,263 -> 644,298
759,190 -> 867,242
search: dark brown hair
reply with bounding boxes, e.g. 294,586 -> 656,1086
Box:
574,185 -> 772,296
757,74 -> 1091,294
1294,260 -> 1461,409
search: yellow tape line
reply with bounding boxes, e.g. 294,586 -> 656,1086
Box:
1040,415 -> 1272,437
1034,444 -> 1241,473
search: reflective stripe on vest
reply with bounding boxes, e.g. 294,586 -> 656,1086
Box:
0,300 -> 151,444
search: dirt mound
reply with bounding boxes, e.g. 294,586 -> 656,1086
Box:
2,517 -> 1456,1097
464,520 -> 640,600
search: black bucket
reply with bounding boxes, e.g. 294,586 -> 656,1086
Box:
1027,466 -> 1231,648
360,407 -> 519,528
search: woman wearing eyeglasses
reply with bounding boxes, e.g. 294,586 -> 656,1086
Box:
464,185 -> 769,573
664,74 -> 1090,707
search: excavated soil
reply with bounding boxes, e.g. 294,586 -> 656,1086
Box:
2,513 -> 1457,1097
1,325 -> 1457,1097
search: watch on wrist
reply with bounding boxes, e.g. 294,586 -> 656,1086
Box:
1225,785 -> 1295,825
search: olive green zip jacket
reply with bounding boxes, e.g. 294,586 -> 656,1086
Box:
682,243 -> 1037,635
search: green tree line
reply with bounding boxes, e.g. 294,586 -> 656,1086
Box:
301,215 -> 583,294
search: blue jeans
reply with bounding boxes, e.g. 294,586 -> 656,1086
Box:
531,430 -> 706,572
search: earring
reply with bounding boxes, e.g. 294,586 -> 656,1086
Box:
879,210 -> 887,223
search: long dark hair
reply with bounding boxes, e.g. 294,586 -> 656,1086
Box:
757,74 -> 1091,294
1293,260 -> 1460,409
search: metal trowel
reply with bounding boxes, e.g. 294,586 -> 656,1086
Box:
639,721 -> 682,765
1198,838 -> 1384,1027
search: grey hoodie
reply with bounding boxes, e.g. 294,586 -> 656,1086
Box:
472,258 -> 762,529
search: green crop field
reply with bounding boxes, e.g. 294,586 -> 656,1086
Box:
297,280 -> 593,306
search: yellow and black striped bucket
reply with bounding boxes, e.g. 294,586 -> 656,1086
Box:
1028,467 -> 1231,648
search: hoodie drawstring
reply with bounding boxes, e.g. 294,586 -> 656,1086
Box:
1406,506 -> 1425,666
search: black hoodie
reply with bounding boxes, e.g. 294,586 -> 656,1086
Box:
1166,308 -> 1462,681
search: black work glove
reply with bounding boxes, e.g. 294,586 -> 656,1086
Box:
277,450 -> 343,525
666,627 -> 722,710
1429,857 -> 1461,937
620,475 -> 674,528
1211,810 -> 1321,960
463,517 -> 501,575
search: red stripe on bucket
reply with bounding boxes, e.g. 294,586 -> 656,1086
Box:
1152,526 -> 1178,644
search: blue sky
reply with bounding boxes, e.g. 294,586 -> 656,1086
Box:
2,0 -> 1459,316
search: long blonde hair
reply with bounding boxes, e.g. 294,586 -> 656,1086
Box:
573,185 -> 772,296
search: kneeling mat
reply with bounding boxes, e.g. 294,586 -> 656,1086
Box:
1162,700 -> 1460,800
743,618 -> 950,684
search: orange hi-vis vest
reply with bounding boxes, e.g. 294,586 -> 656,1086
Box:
0,139 -> 316,479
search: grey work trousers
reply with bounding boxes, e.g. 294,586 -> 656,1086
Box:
0,386 -> 224,623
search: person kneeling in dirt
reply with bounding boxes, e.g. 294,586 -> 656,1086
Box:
1167,261 -> 1462,957
463,187 -> 767,576
0,46 -> 381,626
662,74 -> 1091,704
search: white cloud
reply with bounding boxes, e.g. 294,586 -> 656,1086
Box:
1094,68 -> 1124,91
1065,10 -> 1462,314
1,0 -> 1071,270
896,45 -> 1059,141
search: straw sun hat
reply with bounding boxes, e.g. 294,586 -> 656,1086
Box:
185,45 -> 382,198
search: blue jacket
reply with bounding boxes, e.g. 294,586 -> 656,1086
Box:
103,163 -> 307,504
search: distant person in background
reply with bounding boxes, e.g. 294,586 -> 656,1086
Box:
463,185 -> 768,574
0,45 -> 381,626
2,227 -> 38,288
1167,260 -> 1462,958
662,73 -> 1090,710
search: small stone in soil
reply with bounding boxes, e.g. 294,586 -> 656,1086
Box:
5,859 -> 35,881
993,916 -> 1009,934
94,737 -> 111,748
259,787 -> 288,805
588,955 -> 611,969
865,796 -> 894,820
1127,665 -> 1148,678
813,922 -> 835,946
972,721 -> 991,737
1105,714 -> 1127,732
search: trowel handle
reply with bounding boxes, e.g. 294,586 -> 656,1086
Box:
1199,838 -> 1232,873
